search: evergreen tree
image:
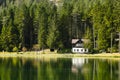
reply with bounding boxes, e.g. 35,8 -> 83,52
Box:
22,1 -> 35,49
47,19 -> 59,48
47,4 -> 59,49
37,0 -> 49,49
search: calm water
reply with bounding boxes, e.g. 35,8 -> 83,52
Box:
0,57 -> 120,80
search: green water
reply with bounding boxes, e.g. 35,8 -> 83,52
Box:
0,57 -> 119,80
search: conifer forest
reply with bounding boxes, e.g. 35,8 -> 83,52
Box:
0,0 -> 120,53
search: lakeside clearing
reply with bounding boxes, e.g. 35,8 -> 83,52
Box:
0,52 -> 120,60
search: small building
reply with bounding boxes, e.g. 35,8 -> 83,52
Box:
72,39 -> 88,53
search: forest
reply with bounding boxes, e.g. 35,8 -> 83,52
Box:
0,0 -> 120,53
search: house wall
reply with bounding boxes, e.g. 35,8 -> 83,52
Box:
72,48 -> 88,53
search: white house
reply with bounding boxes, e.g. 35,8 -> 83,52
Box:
72,39 -> 88,53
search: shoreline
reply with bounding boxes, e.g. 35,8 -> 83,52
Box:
0,52 -> 120,59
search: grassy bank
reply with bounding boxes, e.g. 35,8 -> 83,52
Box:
0,52 -> 120,59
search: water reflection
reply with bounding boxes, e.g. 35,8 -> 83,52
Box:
72,58 -> 86,67
0,58 -> 120,80
72,58 -> 87,74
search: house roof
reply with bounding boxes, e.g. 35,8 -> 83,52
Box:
72,39 -> 80,44
72,39 -> 90,44
81,39 -> 90,43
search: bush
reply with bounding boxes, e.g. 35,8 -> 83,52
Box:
57,48 -> 72,53
32,44 -> 40,51
91,48 -> 99,54
12,47 -> 18,52
22,47 -> 27,52
107,47 -> 118,53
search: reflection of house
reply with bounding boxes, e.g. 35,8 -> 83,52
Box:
71,58 -> 86,73
49,0 -> 63,6
72,39 -> 88,53
72,58 -> 85,67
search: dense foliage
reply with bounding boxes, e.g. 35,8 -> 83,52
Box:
0,0 -> 119,52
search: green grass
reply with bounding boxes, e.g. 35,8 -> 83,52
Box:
0,51 -> 120,60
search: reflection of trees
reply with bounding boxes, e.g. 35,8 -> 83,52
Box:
0,58 -> 120,80
119,61 -> 120,80
37,58 -> 72,80
0,58 -> 37,80
0,58 -> 72,80
79,59 -> 119,80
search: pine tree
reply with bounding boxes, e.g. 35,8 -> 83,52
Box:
37,1 -> 49,49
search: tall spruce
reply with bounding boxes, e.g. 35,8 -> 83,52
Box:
47,4 -> 59,49
37,0 -> 49,49
22,1 -> 35,49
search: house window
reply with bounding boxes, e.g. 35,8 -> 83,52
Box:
74,49 -> 76,52
77,49 -> 79,52
85,49 -> 88,52
81,49 -> 83,52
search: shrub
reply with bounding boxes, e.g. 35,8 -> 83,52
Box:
57,48 -> 72,53
32,44 -> 40,51
107,47 -> 118,53
12,47 -> 18,52
22,47 -> 27,52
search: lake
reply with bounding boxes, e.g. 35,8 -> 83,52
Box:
0,57 -> 120,80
